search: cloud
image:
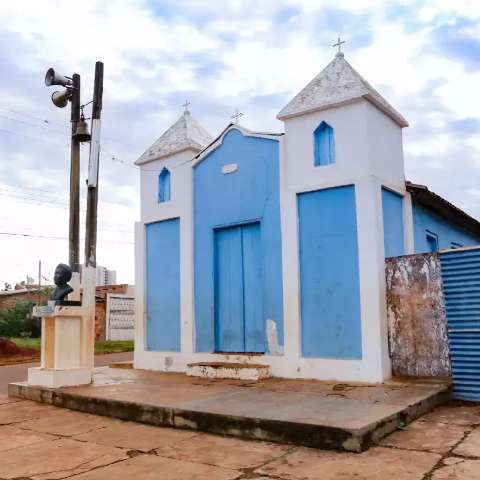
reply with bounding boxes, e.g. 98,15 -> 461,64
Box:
0,0 -> 479,284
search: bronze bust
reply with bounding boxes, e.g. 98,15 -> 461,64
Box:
51,263 -> 74,303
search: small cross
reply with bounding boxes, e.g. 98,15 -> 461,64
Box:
231,108 -> 243,124
332,37 -> 346,54
182,100 -> 190,113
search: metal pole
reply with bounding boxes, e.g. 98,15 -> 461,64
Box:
69,73 -> 81,272
84,61 -> 103,267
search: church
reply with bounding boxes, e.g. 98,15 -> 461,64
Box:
134,49 -> 480,382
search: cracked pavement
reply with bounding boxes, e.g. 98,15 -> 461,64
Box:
0,395 -> 479,479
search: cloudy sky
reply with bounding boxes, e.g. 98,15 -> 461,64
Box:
0,0 -> 479,287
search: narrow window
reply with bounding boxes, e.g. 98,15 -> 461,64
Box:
314,121 -> 336,166
426,230 -> 439,252
158,168 -> 171,203
451,242 -> 462,249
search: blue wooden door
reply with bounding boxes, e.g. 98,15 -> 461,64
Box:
214,223 -> 264,353
298,185 -> 362,359
146,218 -> 180,351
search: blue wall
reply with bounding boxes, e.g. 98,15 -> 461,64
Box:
382,188 -> 405,257
413,202 -> 480,253
298,185 -> 362,359
194,129 -> 284,353
146,218 -> 181,351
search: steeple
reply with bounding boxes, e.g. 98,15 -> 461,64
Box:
136,110 -> 213,165
277,53 -> 408,127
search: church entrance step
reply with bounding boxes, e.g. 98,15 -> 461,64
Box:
186,361 -> 271,381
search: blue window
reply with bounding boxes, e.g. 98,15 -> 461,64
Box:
314,121 -> 335,166
158,168 -> 171,203
451,242 -> 463,249
426,230 -> 439,252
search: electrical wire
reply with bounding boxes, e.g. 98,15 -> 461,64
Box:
0,231 -> 133,245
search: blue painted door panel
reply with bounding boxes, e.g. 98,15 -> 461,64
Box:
242,223 -> 264,352
214,226 -> 245,352
441,247 -> 480,401
298,185 -> 362,359
214,222 -> 264,353
382,188 -> 404,258
146,218 -> 181,351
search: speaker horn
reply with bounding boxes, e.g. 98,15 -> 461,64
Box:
45,68 -> 73,87
51,90 -> 72,108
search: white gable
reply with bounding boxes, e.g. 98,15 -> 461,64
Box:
277,52 -> 408,128
136,111 -> 213,165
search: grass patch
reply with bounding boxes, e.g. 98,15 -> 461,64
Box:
10,338 -> 133,355
94,340 -> 134,354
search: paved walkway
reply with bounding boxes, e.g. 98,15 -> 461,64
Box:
10,368 -> 449,451
0,396 -> 479,479
0,352 -> 133,395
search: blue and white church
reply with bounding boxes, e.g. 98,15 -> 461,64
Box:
134,51 -> 480,382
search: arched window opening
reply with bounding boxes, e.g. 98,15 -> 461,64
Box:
158,168 -> 171,203
314,121 -> 336,166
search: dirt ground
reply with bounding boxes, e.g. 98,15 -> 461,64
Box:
0,396 -> 478,479
0,338 -> 39,366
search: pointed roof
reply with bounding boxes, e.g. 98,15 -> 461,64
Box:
277,52 -> 408,127
136,110 -> 213,165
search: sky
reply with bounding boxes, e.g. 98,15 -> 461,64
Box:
0,0 -> 479,287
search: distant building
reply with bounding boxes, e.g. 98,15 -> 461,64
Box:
80,266 -> 117,286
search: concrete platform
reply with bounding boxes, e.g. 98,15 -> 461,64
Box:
8,368 -> 451,452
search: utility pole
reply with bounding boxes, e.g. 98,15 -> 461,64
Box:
45,68 -> 88,273
69,74 -> 81,272
84,61 -> 104,267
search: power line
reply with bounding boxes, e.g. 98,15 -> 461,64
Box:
0,106 -> 69,129
0,112 -> 69,137
0,231 -> 133,245
0,127 -> 69,147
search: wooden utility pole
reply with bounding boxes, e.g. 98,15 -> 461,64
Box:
69,74 -> 81,272
84,61 -> 104,267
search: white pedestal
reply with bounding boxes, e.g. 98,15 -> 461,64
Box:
28,367 -> 92,389
28,303 -> 95,388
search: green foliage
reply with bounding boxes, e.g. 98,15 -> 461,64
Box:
94,340 -> 134,354
0,301 -> 39,338
10,338 -> 134,355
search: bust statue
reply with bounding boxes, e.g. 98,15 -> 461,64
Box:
51,263 -> 74,303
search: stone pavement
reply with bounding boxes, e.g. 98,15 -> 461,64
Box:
9,368 -> 449,452
0,352 -> 133,395
0,395 -> 479,479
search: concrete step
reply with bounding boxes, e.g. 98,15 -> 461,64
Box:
186,361 -> 272,381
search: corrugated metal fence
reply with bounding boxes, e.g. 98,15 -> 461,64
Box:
440,246 -> 480,401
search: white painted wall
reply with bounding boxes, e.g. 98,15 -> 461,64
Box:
365,102 -> 405,190
283,100 -> 369,190
136,147 -> 196,371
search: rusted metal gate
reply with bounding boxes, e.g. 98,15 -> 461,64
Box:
440,246 -> 480,401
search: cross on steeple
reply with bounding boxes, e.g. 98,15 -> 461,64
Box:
182,100 -> 191,113
231,108 -> 243,124
332,37 -> 346,55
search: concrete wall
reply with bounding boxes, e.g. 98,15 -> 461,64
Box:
385,253 -> 450,377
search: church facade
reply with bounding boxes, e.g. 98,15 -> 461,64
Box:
134,52 -> 480,382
